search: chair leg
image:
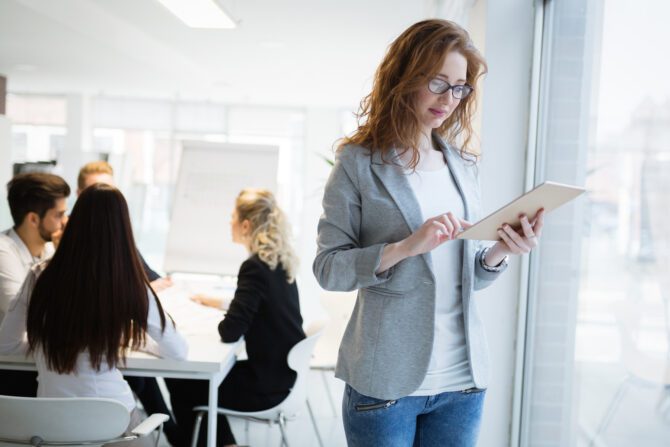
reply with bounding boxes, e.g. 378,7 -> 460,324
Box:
277,414 -> 290,447
306,399 -> 324,447
320,369 -> 338,417
656,384 -> 670,418
589,376 -> 631,447
155,423 -> 164,447
191,411 -> 205,447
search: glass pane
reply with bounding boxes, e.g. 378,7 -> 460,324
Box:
575,1 -> 670,443
525,1 -> 670,446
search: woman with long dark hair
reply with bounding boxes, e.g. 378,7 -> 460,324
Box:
313,19 -> 544,446
0,183 -> 188,445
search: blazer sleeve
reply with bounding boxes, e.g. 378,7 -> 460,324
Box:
218,259 -> 266,343
138,251 -> 161,282
312,149 -> 392,292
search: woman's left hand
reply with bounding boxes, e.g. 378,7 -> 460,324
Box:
485,209 -> 545,264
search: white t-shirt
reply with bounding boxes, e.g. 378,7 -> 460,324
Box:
0,263 -> 188,411
406,165 -> 475,395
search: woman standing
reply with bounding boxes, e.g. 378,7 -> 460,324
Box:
168,189 -> 305,447
0,184 -> 188,446
313,19 -> 544,446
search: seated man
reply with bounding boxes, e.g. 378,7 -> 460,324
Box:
0,173 -> 70,396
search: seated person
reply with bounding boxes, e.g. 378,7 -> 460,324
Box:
0,184 -> 188,447
77,160 -> 180,444
0,173 -> 69,397
77,161 -> 172,291
167,189 -> 305,447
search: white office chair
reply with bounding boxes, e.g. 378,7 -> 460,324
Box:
0,395 -> 168,447
190,321 -> 327,447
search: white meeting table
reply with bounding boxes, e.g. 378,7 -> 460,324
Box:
0,278 -> 240,447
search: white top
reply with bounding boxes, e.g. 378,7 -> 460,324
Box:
0,263 -> 189,411
406,165 -> 475,395
0,228 -> 53,324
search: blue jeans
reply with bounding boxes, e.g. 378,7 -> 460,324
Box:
342,384 -> 486,447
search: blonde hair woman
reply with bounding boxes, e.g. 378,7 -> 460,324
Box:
167,189 -> 305,447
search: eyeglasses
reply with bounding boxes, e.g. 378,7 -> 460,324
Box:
427,78 -> 473,100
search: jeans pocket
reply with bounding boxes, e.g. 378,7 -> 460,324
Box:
354,399 -> 397,412
461,387 -> 486,394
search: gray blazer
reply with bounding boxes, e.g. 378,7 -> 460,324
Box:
313,135 -> 506,400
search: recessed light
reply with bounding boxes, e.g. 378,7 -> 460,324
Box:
156,0 -> 236,29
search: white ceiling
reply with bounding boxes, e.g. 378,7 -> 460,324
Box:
0,0 -> 436,107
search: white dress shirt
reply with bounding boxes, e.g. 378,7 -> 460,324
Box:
0,228 -> 53,324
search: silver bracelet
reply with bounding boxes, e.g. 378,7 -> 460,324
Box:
480,246 -> 508,273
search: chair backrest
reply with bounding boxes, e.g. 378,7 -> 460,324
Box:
279,320 -> 327,417
0,395 -> 129,446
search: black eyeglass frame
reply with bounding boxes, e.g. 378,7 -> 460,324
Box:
427,78 -> 474,100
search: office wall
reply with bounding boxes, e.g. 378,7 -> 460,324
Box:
0,76 -> 9,227
0,115 -> 10,229
298,108 -> 344,323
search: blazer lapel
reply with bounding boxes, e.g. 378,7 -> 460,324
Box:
369,149 -> 424,233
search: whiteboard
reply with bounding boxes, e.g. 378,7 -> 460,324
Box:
163,141 -> 279,275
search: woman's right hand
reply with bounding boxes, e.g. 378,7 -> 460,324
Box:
376,212 -> 468,274
190,294 -> 223,309
404,212 -> 468,256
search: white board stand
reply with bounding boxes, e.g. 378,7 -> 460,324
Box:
164,141 -> 279,276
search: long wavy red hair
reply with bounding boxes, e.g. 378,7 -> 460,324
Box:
340,19 -> 487,167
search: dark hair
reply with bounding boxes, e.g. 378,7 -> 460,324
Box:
7,173 -> 71,226
341,19 -> 487,167
26,183 -> 168,374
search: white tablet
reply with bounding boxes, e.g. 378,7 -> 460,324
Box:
456,181 -> 586,241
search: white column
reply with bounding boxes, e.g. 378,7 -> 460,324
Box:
0,74 -> 11,228
0,114 -> 12,229
297,107 -> 343,323
59,94 -> 92,196
477,0 -> 536,446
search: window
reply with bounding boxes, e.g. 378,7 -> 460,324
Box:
89,98 -> 304,272
6,94 -> 67,162
522,1 -> 670,446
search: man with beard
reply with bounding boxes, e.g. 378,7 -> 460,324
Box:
0,172 -> 70,396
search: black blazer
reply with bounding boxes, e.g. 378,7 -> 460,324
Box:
218,254 -> 305,394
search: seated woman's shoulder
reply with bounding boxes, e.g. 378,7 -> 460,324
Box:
241,255 -> 279,279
